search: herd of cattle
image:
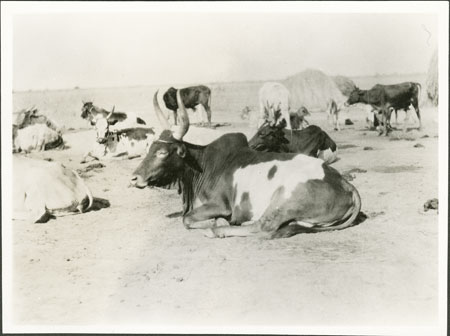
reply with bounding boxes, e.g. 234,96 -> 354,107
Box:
12,81 -> 423,238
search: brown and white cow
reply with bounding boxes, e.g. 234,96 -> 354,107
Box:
130,90 -> 362,239
81,112 -> 155,163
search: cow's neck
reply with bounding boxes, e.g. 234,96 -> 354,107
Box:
179,142 -> 206,215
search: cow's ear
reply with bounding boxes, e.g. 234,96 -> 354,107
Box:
176,143 -> 186,158
108,119 -> 119,126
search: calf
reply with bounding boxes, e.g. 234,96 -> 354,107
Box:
13,156 -> 93,223
289,106 -> 310,130
130,90 -> 361,239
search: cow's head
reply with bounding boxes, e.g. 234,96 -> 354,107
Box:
81,101 -> 94,120
346,88 -> 363,106
131,90 -> 194,188
162,87 -> 178,111
248,119 -> 290,152
90,107 -> 116,143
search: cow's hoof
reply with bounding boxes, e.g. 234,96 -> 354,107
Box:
202,229 -> 216,238
215,218 -> 230,228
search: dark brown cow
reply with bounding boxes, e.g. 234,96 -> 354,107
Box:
346,82 -> 421,135
130,91 -> 361,239
162,86 -> 212,126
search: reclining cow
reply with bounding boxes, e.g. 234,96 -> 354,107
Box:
13,156 -> 93,223
130,90 -> 361,239
81,111 -> 155,163
13,107 -> 64,153
248,119 -> 338,164
81,102 -> 146,128
14,123 -> 64,153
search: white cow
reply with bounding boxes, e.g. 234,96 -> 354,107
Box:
82,113 -> 156,163
14,123 -> 64,153
13,156 -> 93,223
258,82 -> 292,130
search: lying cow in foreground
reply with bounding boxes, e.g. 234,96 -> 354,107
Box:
131,90 -> 361,239
82,112 -> 155,163
163,86 -> 212,126
13,156 -> 93,223
81,102 -> 146,128
248,120 -> 338,164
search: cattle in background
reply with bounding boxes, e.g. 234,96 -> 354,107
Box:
289,106 -> 310,130
258,82 -> 292,130
163,86 -> 212,127
346,82 -> 421,135
81,111 -> 155,163
130,90 -> 361,239
81,102 -> 146,128
248,120 -> 338,164
13,156 -> 93,223
14,124 -> 64,153
13,107 -> 61,132
326,99 -> 341,131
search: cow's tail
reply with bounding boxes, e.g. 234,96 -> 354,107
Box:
310,183 -> 362,232
73,170 -> 94,212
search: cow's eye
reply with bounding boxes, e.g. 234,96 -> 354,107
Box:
156,150 -> 168,158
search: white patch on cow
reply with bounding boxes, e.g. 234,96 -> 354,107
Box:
233,155 -> 325,220
318,148 -> 338,164
14,124 -> 60,153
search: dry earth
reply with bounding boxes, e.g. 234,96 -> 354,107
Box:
7,80 -> 440,331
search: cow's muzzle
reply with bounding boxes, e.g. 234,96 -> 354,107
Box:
97,137 -> 107,144
130,174 -> 148,189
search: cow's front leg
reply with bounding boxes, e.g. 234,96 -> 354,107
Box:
183,204 -> 231,229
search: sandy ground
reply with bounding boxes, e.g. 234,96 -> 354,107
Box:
8,104 -> 440,331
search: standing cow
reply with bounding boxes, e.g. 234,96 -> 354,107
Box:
258,82 -> 292,130
130,90 -> 361,239
346,82 -> 421,135
162,85 -> 212,127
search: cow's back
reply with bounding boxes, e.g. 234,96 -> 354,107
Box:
13,156 -> 90,216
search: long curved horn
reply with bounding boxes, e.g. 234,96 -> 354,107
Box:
173,89 -> 189,140
106,106 -> 114,119
153,90 -> 171,130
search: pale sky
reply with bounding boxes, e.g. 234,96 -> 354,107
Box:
12,11 -> 438,91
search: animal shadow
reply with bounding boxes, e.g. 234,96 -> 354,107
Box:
166,211 -> 183,218
86,197 -> 111,212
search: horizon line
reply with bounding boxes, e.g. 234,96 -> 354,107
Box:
12,71 -> 427,94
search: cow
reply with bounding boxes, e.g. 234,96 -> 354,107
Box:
258,82 -> 292,130
13,156 -> 93,223
13,107 -> 61,132
81,102 -> 146,128
289,106 -> 310,130
81,112 -> 155,163
130,90 -> 361,239
162,86 -> 212,127
14,124 -> 64,153
346,82 -> 421,135
248,120 -> 338,164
